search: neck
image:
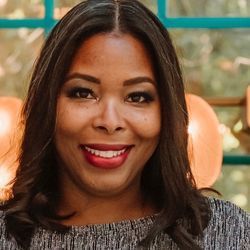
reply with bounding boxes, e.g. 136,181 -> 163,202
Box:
57,177 -> 156,226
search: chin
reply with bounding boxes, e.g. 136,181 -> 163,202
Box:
83,177 -> 136,198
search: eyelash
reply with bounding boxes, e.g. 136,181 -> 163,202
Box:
67,87 -> 96,99
67,88 -> 154,104
126,91 -> 154,103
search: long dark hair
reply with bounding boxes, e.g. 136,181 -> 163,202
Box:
1,0 -> 210,249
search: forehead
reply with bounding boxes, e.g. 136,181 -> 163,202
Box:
69,33 -> 155,75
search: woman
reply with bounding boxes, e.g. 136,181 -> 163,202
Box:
0,0 -> 249,249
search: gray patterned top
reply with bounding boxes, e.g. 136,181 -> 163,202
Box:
0,198 -> 249,249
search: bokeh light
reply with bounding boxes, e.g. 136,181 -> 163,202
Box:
0,97 -> 22,201
186,94 -> 223,188
0,109 -> 11,136
0,0 -> 7,8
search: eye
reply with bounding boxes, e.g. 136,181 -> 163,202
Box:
126,91 -> 154,104
67,87 -> 96,99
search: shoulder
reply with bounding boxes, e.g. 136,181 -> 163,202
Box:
207,197 -> 249,216
0,210 -> 7,235
0,209 -> 5,227
206,196 -> 249,223
0,210 -> 7,240
203,197 -> 249,248
0,210 -> 20,249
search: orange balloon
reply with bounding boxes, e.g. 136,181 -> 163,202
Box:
0,97 -> 23,200
186,94 -> 223,188
247,86 -> 250,127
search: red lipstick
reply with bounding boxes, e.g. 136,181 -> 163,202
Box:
80,144 -> 133,169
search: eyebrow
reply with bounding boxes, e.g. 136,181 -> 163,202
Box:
65,73 -> 101,84
123,76 -> 156,86
65,73 -> 156,86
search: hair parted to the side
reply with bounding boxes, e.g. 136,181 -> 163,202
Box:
1,0 -> 211,249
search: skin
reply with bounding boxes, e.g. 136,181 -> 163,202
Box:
55,33 -> 161,225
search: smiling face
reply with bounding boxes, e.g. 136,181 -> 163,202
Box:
55,33 -> 161,201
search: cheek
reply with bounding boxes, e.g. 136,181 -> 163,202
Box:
56,101 -> 92,136
141,118 -> 160,140
128,109 -> 161,140
55,112 -> 75,139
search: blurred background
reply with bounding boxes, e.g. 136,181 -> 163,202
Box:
0,0 -> 249,211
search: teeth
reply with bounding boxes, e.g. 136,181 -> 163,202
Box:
84,146 -> 126,158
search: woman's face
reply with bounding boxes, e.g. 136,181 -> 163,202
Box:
55,33 -> 161,198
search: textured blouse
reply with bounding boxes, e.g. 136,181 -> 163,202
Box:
0,197 -> 249,249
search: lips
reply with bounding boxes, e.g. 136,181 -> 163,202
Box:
80,144 -> 133,169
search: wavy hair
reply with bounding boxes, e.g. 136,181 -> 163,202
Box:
1,0 -> 210,249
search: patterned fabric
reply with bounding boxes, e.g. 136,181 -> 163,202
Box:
0,198 -> 249,249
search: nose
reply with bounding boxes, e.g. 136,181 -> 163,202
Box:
92,100 -> 125,134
